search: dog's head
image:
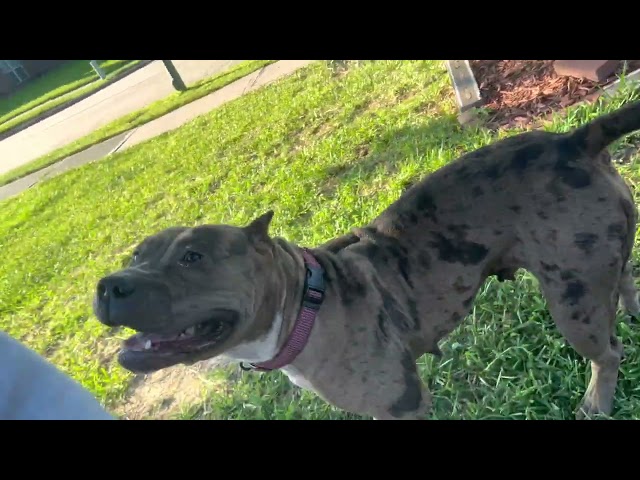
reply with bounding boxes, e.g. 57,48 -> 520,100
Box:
93,211 -> 279,373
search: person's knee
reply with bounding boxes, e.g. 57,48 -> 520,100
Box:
0,332 -> 113,420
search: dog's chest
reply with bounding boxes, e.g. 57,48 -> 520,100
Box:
281,365 -> 316,392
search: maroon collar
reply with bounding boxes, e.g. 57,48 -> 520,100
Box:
241,248 -> 325,372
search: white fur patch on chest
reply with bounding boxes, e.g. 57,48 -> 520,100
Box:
281,365 -> 315,392
223,312 -> 317,393
223,313 -> 283,363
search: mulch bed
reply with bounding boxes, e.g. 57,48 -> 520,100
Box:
470,60 -> 640,129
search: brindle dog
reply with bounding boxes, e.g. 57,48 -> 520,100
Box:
95,100 -> 640,419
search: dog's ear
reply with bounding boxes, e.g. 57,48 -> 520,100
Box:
244,210 -> 274,243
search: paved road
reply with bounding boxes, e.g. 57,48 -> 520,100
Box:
0,60 -> 245,176
0,61 -> 316,202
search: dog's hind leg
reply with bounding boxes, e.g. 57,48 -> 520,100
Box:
618,261 -> 640,320
534,262 -> 623,419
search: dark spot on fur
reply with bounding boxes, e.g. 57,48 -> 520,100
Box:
607,223 -> 626,242
510,144 -> 544,173
472,186 -> 484,198
428,233 -> 489,266
541,273 -> 554,284
529,230 -> 541,244
408,297 -> 419,331
457,165 -> 472,180
574,232 -> 599,254
446,224 -> 470,235
582,316 -> 591,325
560,270 -> 576,281
389,351 -> 422,418
537,210 -> 549,220
509,205 -> 522,214
450,312 -> 461,323
562,281 -> 586,306
571,312 -> 580,321
373,278 -> 418,338
462,296 -> 474,309
409,213 -> 419,225
548,229 -> 558,242
610,336 -> 620,350
556,135 -> 584,158
451,204 -> 467,214
493,229 -> 503,236
453,276 -> 472,293
588,334 -> 598,345
554,159 -> 591,189
415,191 -> 437,221
418,252 -> 431,269
377,310 -> 389,343
322,255 -> 367,306
483,164 -> 501,180
388,245 -> 412,288
597,196 -> 607,203
540,261 -> 560,272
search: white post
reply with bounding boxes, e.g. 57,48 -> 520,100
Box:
89,60 -> 106,80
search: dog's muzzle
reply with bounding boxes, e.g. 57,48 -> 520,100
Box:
93,271 -> 171,331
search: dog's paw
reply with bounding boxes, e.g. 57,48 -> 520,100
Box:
576,391 -> 614,420
576,401 -> 601,420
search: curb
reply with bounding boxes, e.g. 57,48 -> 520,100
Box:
108,129 -> 137,156
0,60 -> 154,142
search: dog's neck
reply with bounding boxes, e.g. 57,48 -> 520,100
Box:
224,238 -> 310,364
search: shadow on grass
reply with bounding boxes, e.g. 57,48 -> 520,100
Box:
319,111 -> 465,198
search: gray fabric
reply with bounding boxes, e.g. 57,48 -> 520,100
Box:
0,331 -> 113,420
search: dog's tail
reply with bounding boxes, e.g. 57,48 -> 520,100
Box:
567,99 -> 640,156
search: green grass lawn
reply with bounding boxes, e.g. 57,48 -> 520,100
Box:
0,60 -> 140,135
0,60 -> 276,188
1,60 -> 640,420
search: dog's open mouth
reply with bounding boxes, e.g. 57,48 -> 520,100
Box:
124,319 -> 228,353
118,310 -> 237,373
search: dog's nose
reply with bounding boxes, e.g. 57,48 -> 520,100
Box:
97,276 -> 135,300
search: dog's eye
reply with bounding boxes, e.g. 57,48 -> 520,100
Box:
181,251 -> 203,264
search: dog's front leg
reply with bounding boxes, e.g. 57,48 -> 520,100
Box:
369,349 -> 432,420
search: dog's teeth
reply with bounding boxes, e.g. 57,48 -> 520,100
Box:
144,340 -> 152,350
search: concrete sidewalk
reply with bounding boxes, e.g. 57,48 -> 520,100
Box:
0,60 -> 315,202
